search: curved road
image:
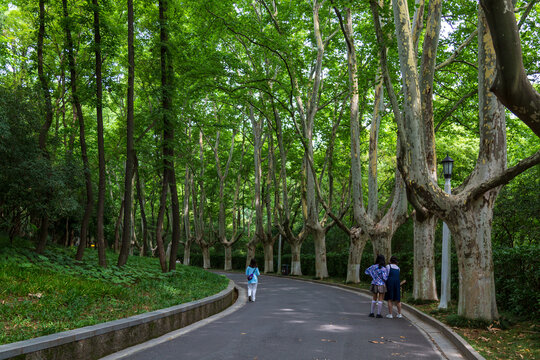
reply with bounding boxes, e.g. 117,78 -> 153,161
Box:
105,273 -> 442,360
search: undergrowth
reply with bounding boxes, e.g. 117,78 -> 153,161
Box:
0,239 -> 229,345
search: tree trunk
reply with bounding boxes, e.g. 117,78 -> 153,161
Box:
114,200 -> 124,252
371,233 -> 391,263
290,241 -> 302,276
183,240 -> 191,266
35,0 -> 53,255
263,242 -> 274,273
413,0 -> 442,302
313,224 -> 328,279
182,166 -> 193,266
451,199 -> 499,320
346,227 -> 368,283
35,216 -> 49,254
413,214 -> 438,300
479,0 -> 540,137
246,238 -> 257,268
224,245 -> 233,271
154,178 -> 169,272
93,0 -> 107,267
63,0 -> 93,261
135,156 -> 149,257
158,0 -> 180,272
201,244 -> 211,269
117,0 -> 135,267
249,102 -> 264,264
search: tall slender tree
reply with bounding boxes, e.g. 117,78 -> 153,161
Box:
35,0 -> 54,254
62,0 -> 94,261
118,0 -> 135,267
92,0 -> 107,267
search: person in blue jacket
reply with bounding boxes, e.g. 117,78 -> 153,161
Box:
365,254 -> 388,318
246,259 -> 260,302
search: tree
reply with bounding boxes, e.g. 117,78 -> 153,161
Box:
35,0 -> 54,254
92,0 -> 107,267
63,0 -> 94,262
335,3 -> 408,283
388,0 -> 540,320
118,0 -> 135,267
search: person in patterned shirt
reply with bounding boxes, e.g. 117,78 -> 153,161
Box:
365,254 -> 388,318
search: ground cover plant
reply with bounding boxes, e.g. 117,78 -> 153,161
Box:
0,238 -> 229,345
412,301 -> 539,360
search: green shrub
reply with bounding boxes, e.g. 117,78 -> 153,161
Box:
492,246 -> 540,320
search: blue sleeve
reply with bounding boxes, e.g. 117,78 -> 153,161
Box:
365,265 -> 372,276
256,268 -> 260,276
245,267 -> 250,275
382,267 -> 389,281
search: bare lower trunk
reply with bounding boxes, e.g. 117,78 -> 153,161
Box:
413,215 -> 438,300
371,234 -> 391,262
114,200 -> 124,252
201,245 -> 211,269
263,242 -> 274,273
183,241 -> 192,266
246,239 -> 256,267
35,216 -> 49,254
313,226 -> 328,279
452,194 -> 499,320
290,241 -> 302,276
224,245 -> 233,271
346,228 -> 368,283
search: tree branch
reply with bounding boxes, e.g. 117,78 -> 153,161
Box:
480,0 -> 540,138
434,29 -> 478,72
467,150 -> 540,202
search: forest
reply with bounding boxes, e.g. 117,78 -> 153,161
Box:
1,0 -> 539,325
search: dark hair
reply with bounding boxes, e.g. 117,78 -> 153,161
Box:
375,254 -> 386,269
390,256 -> 398,265
249,259 -> 257,268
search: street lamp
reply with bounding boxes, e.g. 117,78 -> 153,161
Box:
439,154 -> 453,309
442,154 -> 454,179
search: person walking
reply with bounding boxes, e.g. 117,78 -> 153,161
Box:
365,254 -> 388,318
385,256 -> 403,318
246,259 -> 260,302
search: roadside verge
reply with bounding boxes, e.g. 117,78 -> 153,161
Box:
0,280 -> 237,360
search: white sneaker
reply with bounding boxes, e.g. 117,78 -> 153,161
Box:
385,314 -> 393,319
396,314 -> 403,318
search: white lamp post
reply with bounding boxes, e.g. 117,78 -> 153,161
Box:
439,154 -> 453,309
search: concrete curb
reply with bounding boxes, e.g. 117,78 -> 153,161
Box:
268,274 -> 485,360
100,284 -> 247,359
0,280 -> 237,360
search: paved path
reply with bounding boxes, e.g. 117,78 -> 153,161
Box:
103,273 -> 443,360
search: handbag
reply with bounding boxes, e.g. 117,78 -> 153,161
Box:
247,269 -> 255,281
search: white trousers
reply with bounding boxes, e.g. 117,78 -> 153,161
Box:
247,283 -> 258,300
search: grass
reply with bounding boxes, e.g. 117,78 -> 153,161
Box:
0,239 -> 229,345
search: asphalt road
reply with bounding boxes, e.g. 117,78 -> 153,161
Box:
108,272 -> 442,360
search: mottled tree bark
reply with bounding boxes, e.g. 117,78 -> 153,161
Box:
480,0 -> 540,137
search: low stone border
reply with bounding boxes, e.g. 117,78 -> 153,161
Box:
0,280 -> 237,360
270,274 -> 485,360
